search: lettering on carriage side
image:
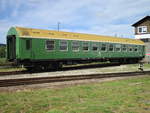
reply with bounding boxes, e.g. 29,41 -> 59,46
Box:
32,31 -> 40,34
22,30 -> 30,36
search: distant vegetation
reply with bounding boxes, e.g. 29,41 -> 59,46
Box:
0,44 -> 8,66
0,43 -> 6,46
0,44 -> 6,58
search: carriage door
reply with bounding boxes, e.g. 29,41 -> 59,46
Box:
7,35 -> 16,61
25,39 -> 32,59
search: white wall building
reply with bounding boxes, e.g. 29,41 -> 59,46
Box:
132,16 -> 150,62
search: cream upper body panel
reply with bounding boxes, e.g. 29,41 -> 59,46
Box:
15,27 -> 145,45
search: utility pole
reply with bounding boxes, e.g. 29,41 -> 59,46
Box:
114,34 -> 117,37
57,22 -> 60,31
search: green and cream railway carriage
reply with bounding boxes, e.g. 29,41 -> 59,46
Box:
7,27 -> 145,70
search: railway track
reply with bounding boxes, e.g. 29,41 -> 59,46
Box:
0,71 -> 149,87
0,71 -> 28,76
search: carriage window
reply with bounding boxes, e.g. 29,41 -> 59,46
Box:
82,42 -> 89,51
72,41 -> 80,51
92,43 -> 98,51
134,46 -> 138,52
115,44 -> 121,52
26,40 -> 31,50
46,40 -> 55,51
60,40 -> 68,51
108,44 -> 114,51
128,46 -> 133,52
101,44 -> 107,51
122,45 -> 127,52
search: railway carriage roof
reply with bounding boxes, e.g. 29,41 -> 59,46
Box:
7,27 -> 144,45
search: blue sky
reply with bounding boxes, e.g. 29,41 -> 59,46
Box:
0,0 -> 150,44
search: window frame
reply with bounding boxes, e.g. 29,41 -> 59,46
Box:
92,43 -> 99,52
45,40 -> 55,51
137,26 -> 147,33
134,45 -> 138,52
122,44 -> 127,52
101,43 -> 107,52
72,41 -> 80,52
108,44 -> 114,52
59,40 -> 68,51
128,45 -> 133,52
82,42 -> 89,52
115,44 -> 121,52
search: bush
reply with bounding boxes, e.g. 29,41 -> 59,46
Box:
0,46 -> 6,58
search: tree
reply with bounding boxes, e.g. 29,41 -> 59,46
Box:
0,46 -> 6,58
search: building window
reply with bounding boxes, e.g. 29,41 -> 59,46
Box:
101,44 -> 107,51
26,40 -> 31,50
108,44 -> 114,51
122,45 -> 127,52
115,44 -> 121,52
82,42 -> 89,51
92,43 -> 98,51
72,41 -> 80,51
60,40 -> 68,51
137,26 -> 147,33
46,40 -> 55,51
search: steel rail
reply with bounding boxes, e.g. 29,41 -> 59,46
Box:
0,71 -> 149,87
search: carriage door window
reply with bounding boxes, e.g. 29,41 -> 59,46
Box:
46,40 -> 55,51
26,39 -> 31,50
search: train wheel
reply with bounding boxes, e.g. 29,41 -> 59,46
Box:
26,65 -> 45,72
51,62 -> 63,70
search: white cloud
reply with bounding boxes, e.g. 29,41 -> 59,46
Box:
0,0 -> 150,43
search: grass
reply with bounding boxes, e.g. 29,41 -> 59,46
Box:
0,58 -> 7,65
0,58 -> 12,66
143,63 -> 150,68
0,67 -> 25,72
0,58 -> 25,72
0,76 -> 150,113
88,63 -> 150,74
